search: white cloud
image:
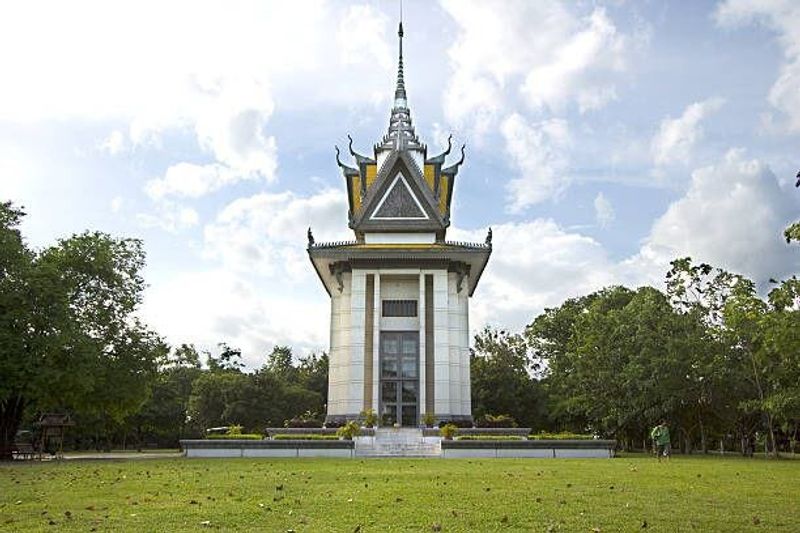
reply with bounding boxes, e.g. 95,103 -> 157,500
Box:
145,163 -> 239,200
450,149 -> 799,334
110,196 -> 123,213
100,130 -> 126,155
203,188 -> 350,279
140,269 -> 329,368
520,8 -> 626,113
715,0 -> 800,132
634,149 -> 798,283
337,4 -> 392,69
441,1 -> 632,130
136,202 -> 199,233
450,220 -> 617,332
651,98 -> 725,166
594,192 -> 615,227
501,113 -> 571,211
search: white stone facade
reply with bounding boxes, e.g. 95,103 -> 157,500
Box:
326,267 -> 471,422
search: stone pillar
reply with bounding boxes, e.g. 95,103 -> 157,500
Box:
433,270 -> 450,417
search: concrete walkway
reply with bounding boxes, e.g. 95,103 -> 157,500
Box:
60,451 -> 182,461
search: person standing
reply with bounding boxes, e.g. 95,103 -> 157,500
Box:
651,420 -> 671,462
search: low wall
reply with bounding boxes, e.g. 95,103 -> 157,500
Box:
180,439 -> 354,458
441,439 -> 615,459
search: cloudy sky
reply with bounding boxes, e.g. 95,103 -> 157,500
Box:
2,0 -> 799,368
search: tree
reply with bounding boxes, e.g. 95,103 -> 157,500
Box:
470,327 -> 544,428
0,203 -> 162,458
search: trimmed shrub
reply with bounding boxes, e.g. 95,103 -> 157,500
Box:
441,419 -> 473,429
360,409 -> 378,428
531,432 -> 595,440
440,424 -> 458,440
272,434 -> 339,440
474,414 -> 517,428
336,421 -> 361,440
206,434 -> 263,440
455,435 -> 523,441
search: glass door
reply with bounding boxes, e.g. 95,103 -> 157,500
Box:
379,331 -> 419,426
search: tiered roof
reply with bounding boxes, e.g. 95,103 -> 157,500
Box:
334,22 -> 466,241
308,20 -> 491,297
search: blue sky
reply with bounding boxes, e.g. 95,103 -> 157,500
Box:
1,0 -> 798,368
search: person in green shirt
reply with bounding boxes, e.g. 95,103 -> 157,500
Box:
650,420 -> 671,462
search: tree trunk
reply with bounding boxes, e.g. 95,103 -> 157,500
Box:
0,394 -> 27,461
699,416 -> 707,454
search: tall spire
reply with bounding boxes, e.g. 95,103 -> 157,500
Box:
394,21 -> 407,108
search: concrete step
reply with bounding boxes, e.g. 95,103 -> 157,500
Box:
355,428 -> 442,458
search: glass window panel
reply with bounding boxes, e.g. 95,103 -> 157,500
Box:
381,382 -> 397,403
383,338 -> 399,354
381,358 -> 398,379
401,338 -> 417,354
401,358 -> 417,378
402,382 -> 417,403
401,405 -> 417,426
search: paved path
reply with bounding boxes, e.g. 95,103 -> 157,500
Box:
61,451 -> 183,461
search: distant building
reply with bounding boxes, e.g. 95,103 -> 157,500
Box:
308,22 -> 491,427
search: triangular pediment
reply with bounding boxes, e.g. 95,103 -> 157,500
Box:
351,150 -> 446,234
370,174 -> 428,220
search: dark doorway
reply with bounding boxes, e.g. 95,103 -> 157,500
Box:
379,331 -> 419,426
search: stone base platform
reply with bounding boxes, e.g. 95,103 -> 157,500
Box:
181,436 -> 615,458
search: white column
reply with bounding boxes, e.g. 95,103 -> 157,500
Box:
372,273 -> 381,414
448,272 -> 462,416
328,272 -> 352,416
418,271 -> 426,416
461,278 -> 471,417
347,270 -> 366,416
433,270 -> 450,416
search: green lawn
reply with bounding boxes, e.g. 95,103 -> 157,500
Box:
1,454 -> 797,531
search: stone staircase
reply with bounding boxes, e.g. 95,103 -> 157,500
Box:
355,427 -> 441,457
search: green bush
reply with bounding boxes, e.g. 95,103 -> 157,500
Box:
227,424 -> 243,435
206,434 -> 263,440
474,414 -> 517,428
272,434 -> 339,440
421,412 -> 435,428
456,435 -> 523,441
336,421 -> 361,440
360,409 -> 378,427
440,423 -> 458,440
531,432 -> 595,440
284,410 -> 323,428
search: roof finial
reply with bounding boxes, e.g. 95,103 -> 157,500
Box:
394,1 -> 407,109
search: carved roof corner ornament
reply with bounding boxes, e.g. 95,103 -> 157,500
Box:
307,227 -> 315,247
485,227 -> 492,247
442,144 -> 466,175
427,134 -> 452,164
335,145 -> 358,176
348,134 -> 374,164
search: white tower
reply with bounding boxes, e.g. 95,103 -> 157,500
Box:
308,22 -> 491,426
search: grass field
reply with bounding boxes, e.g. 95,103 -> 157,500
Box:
1,454 -> 798,531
